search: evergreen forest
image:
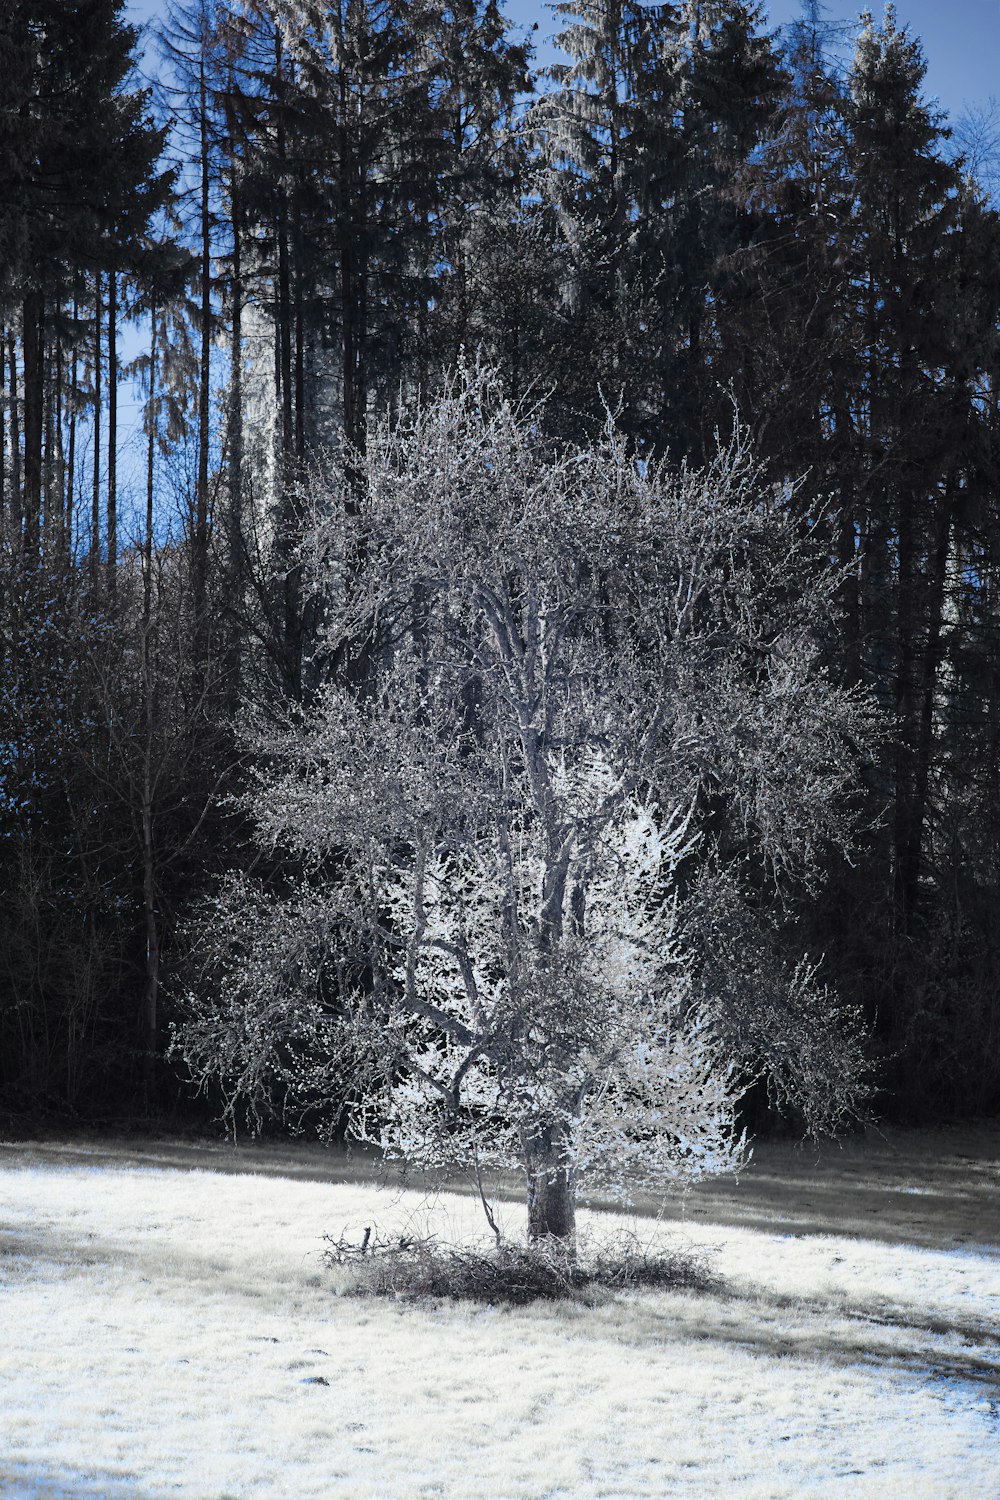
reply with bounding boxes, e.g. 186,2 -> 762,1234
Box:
3,0 -> 1000,1135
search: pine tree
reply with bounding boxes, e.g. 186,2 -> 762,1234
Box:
0,0 -> 172,565
534,0 -> 785,452
843,8 -> 964,927
663,1 -> 786,456
192,0 -> 530,696
533,0 -> 685,439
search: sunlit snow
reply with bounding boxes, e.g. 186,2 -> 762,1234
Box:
1,1128 -> 998,1498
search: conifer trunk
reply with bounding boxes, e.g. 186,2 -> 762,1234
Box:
21,289 -> 44,561
274,28 -> 302,699
140,771 -> 160,1096
67,288 -> 78,547
337,51 -> 369,476
7,329 -> 21,514
227,172 -> 245,711
141,304 -> 159,1097
107,269 -> 118,589
92,273 -> 102,576
901,503 -> 952,924
0,321 -> 6,534
51,318 -> 64,555
193,52 -> 212,669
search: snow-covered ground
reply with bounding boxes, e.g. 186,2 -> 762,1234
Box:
1,1127 -> 998,1499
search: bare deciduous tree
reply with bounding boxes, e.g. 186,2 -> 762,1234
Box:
175,369 -> 874,1242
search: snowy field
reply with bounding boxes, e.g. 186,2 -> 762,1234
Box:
1,1126 -> 999,1499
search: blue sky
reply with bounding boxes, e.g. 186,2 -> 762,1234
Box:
769,1 -> 998,117
113,0 -> 995,511
505,1 -> 999,119
775,1 -> 998,118
126,1 -> 998,124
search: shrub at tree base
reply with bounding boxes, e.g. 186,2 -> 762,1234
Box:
325,1227 -> 719,1307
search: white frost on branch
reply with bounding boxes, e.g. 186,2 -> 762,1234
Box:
355,776 -> 745,1200
174,365 -> 875,1237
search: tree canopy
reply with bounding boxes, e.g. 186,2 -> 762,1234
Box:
2,0 -> 1000,1136
175,371 -> 872,1238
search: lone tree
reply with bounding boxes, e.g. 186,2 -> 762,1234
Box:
176,369 -> 872,1242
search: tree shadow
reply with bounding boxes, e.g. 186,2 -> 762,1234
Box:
601,1122 -> 1000,1253
4,1178 -> 1000,1428
1,1464 -> 160,1499
0,1216 -> 307,1303
3,1121 -> 999,1252
592,1273 -> 1000,1400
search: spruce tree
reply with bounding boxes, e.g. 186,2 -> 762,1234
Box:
844,8 -> 963,920
535,0 -> 785,452
0,0 -> 172,564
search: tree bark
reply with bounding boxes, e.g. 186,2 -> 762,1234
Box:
91,273 -> 102,577
900,500 -> 952,922
21,288 -> 44,561
7,328 -> 21,516
193,50 -> 212,671
66,283 -> 79,547
523,1124 -> 576,1243
140,779 -> 160,1098
107,268 -> 118,590
226,169 -> 244,713
337,45 -> 369,478
0,320 -> 6,536
275,30 -> 293,465
51,316 -> 64,555
141,304 -> 159,1100
145,306 -> 158,608
274,28 -> 302,699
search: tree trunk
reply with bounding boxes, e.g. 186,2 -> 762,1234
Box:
145,306 -> 158,604
523,1125 -> 576,1243
193,52 -> 212,671
7,327 -> 21,515
293,173 -> 305,463
892,483 -> 919,927
275,31 -> 293,465
274,28 -> 302,699
66,284 -> 79,548
901,500 -> 952,921
140,785 -> 160,1098
50,317 -> 64,555
0,320 -> 6,536
107,268 -> 118,590
91,272 -> 102,576
21,288 -> 44,561
141,305 -> 159,1101
226,169 -> 245,713
338,52 -> 369,479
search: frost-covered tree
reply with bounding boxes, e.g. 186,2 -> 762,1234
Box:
176,368 -> 873,1241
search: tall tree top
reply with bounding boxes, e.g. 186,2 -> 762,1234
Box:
0,0 -> 172,295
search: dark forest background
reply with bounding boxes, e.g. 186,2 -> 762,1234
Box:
3,0 -> 1000,1132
